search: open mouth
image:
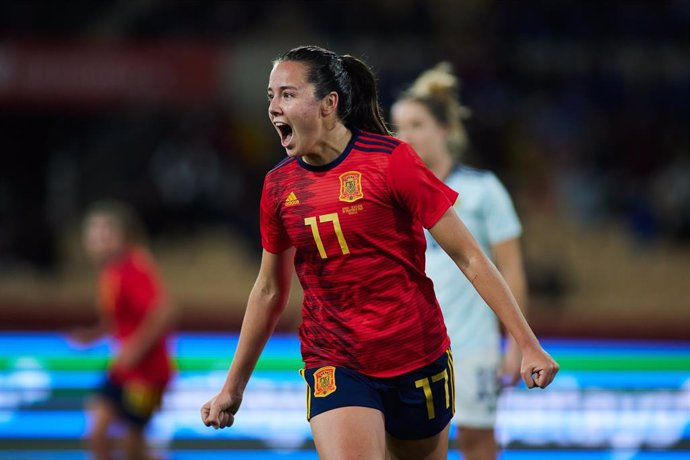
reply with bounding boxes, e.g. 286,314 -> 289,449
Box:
275,123 -> 293,148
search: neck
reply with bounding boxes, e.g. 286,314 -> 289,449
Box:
428,151 -> 455,181
98,245 -> 130,267
302,124 -> 352,166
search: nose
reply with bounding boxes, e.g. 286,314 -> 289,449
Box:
268,96 -> 282,118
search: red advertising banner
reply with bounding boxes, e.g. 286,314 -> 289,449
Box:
0,41 -> 223,108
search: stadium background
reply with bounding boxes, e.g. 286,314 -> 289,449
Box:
0,1 -> 688,458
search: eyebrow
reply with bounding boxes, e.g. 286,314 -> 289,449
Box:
267,85 -> 299,92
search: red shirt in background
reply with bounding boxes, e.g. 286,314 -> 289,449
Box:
260,130 -> 458,378
99,247 -> 173,386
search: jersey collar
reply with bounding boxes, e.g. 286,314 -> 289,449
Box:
297,129 -> 359,172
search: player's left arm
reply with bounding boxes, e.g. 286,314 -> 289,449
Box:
492,238 -> 528,386
115,292 -> 176,371
429,207 -> 558,389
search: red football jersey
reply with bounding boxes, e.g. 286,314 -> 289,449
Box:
99,247 -> 173,385
260,130 -> 458,377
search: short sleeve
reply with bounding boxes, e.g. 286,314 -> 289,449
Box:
483,173 -> 523,244
125,252 -> 163,312
388,143 -> 459,229
260,175 -> 292,254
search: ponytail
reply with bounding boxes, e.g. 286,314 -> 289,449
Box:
395,62 -> 471,158
275,46 -> 390,135
340,55 -> 390,135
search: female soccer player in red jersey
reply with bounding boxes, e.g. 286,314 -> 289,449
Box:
392,63 -> 528,460
71,201 -> 175,460
201,45 -> 558,460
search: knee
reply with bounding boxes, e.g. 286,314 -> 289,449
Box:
86,413 -> 112,447
87,425 -> 109,446
458,427 -> 495,451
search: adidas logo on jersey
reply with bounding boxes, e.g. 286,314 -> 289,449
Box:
284,191 -> 300,207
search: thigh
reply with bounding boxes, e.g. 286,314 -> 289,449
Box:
87,396 -> 119,437
386,421 -> 450,460
454,350 -> 500,429
383,349 -> 455,440
98,376 -> 164,428
310,406 -> 387,460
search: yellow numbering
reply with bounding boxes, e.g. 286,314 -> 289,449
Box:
123,382 -> 160,416
415,370 -> 450,420
304,213 -> 350,259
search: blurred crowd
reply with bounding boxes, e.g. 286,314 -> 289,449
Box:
0,0 -> 688,274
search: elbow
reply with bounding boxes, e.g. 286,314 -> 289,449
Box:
152,300 -> 177,333
256,284 -> 289,313
459,251 -> 490,284
268,291 -> 290,314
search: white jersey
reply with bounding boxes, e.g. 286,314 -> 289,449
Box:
426,166 -> 522,355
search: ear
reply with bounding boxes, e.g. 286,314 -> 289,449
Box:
321,91 -> 339,117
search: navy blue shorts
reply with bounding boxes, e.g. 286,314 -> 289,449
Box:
97,376 -> 165,427
300,349 -> 455,440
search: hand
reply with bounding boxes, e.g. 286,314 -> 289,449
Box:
112,342 -> 140,371
520,346 -> 559,389
68,327 -> 101,346
201,391 -> 242,429
499,341 -> 522,387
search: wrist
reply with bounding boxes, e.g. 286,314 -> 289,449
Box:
221,377 -> 247,399
516,336 -> 542,354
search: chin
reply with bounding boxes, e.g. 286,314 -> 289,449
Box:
285,145 -> 303,157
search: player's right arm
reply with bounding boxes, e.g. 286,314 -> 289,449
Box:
201,247 -> 295,429
493,237 -> 528,386
69,315 -> 111,345
429,207 -> 558,389
69,271 -> 115,345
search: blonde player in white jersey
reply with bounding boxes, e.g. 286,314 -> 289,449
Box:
391,63 -> 528,460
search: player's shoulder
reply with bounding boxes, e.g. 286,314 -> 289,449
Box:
352,130 -> 403,155
456,165 -> 492,178
453,166 -> 501,185
122,247 -> 158,278
447,166 -> 504,197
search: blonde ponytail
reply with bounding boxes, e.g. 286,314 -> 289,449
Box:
399,62 -> 471,158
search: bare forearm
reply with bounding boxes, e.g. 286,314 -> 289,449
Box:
221,285 -> 289,396
431,209 -> 558,387
123,303 -> 176,362
493,238 -> 529,349
504,271 -> 527,318
72,315 -> 111,344
463,252 -> 538,351
503,271 -> 527,352
430,210 -> 537,350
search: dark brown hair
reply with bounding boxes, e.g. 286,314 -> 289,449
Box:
85,200 -> 146,246
275,45 -> 390,135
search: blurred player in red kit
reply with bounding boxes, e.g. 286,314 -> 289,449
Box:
201,45 -> 558,460
71,201 -> 175,460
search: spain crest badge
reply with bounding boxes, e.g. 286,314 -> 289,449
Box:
339,171 -> 364,203
313,366 -> 337,397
